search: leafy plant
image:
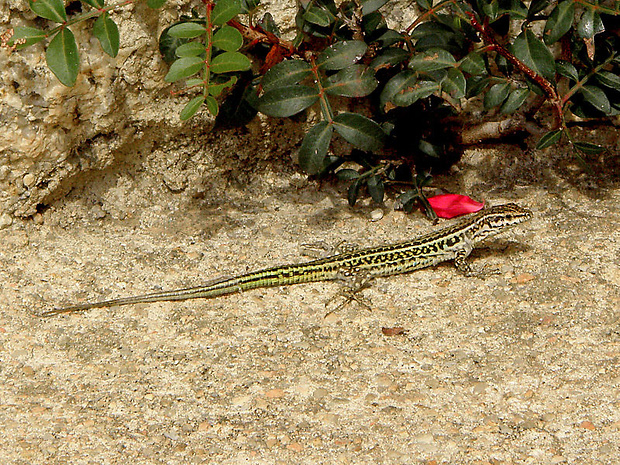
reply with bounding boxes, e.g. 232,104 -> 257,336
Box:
4,0 -> 144,86
3,0 -> 620,210
160,0 -> 252,119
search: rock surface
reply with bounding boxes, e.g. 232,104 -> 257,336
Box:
2,147 -> 620,463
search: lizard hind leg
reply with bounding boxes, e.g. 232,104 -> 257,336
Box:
324,268 -> 374,316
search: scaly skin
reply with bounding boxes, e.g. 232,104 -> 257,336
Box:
42,203 -> 532,317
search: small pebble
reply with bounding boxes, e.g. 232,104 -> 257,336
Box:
163,430 -> 180,441
370,209 -> 384,222
23,173 -> 36,188
473,382 -> 488,394
91,204 -> 107,219
0,213 -> 13,229
286,442 -> 303,452
265,388 -> 285,398
514,273 -> 535,284
414,433 -> 434,444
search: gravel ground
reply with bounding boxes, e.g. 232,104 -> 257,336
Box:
2,153 -> 620,464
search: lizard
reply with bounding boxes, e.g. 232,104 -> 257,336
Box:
42,203 -> 532,317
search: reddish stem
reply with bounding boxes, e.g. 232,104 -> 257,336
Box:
466,12 -> 563,125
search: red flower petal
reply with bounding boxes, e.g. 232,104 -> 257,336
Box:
428,194 -> 484,219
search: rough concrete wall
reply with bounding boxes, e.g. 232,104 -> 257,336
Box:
0,0 -> 302,222
0,0 -> 415,224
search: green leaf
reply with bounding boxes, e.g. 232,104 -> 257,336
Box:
212,25 -> 243,51
595,71 -> 620,91
392,80 -> 439,107
577,9 -> 605,39
212,0 -> 242,26
500,0 -> 528,20
336,168 -> 360,180
82,0 -> 104,8
316,40 -> 368,71
459,53 -> 486,75
380,70 -> 440,108
484,82 -> 511,109
580,85 -> 611,114
147,0 -> 168,8
208,76 -> 237,96
467,76 -> 490,97
500,87 -> 529,114
46,28 -> 79,86
206,95 -> 219,116
418,139 -> 442,158
482,0 -> 499,21
369,48 -> 409,71
180,96 -> 205,120
258,12 -> 279,36
348,178 -> 363,206
299,121 -> 334,175
366,175 -> 384,203
536,129 -> 563,149
374,30 -> 405,48
29,0 -> 66,23
528,0 -> 551,17
556,60 -> 578,81
261,60 -> 312,92
333,112 -> 385,152
410,21 -> 451,40
256,85 -> 319,117
409,48 -> 456,72
441,68 -> 466,99
324,65 -> 378,98
186,78 -> 205,87
175,41 -> 206,57
511,29 -> 556,83
9,27 -> 47,49
159,23 -> 195,63
398,189 -> 419,213
93,12 -> 120,58
214,75 -> 258,127
210,51 -> 251,73
302,6 -> 332,27
574,141 -> 605,155
544,0 -> 575,44
362,11 -> 385,36
164,56 -> 204,82
168,22 -> 207,39
415,33 -> 454,52
380,70 -> 417,108
361,0 -> 389,15
240,0 -> 260,14
416,0 -> 431,9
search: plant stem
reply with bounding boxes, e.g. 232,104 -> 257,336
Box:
59,0 -> 134,32
310,58 -> 334,123
466,11 -> 564,126
561,54 -> 617,105
203,0 -> 215,97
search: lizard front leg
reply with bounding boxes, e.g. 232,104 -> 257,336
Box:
454,245 -> 499,278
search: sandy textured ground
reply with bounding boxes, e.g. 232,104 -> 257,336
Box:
2,148 -> 620,464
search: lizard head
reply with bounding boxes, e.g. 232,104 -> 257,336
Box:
471,203 -> 533,241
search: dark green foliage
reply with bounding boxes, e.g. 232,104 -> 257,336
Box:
29,0 -> 66,23
93,12 -> 120,57
46,28 -> 79,87
5,0 -> 620,211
